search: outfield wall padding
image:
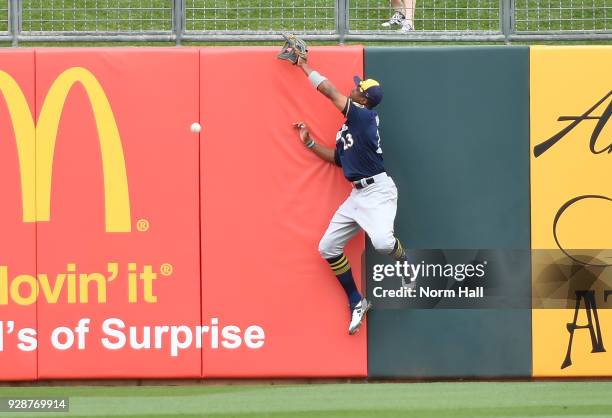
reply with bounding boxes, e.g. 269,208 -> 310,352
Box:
200,46 -> 367,377
0,47 -> 367,380
530,46 -> 612,377
0,49 -> 38,381
364,46 -> 532,377
34,49 -> 202,379
2,46 -> 610,380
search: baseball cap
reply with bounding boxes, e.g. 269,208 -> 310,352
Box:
353,76 -> 383,108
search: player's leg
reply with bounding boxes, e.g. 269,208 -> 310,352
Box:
318,205 -> 362,309
355,177 -> 416,289
382,0 -> 407,27
319,200 -> 372,334
355,175 -> 408,262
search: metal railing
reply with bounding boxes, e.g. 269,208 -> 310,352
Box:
1,0 -> 610,45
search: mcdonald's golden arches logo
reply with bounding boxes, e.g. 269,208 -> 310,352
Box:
0,67 -> 131,233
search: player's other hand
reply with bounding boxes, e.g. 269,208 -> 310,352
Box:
293,122 -> 311,145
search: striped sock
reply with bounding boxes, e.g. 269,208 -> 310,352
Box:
390,239 -> 407,261
326,254 -> 362,308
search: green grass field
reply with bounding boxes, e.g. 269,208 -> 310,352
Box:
4,0 -> 609,34
1,382 -> 612,417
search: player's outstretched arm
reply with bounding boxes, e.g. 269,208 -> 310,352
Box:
297,58 -> 348,113
293,122 -> 336,164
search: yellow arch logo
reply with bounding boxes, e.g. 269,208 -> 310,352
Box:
0,67 -> 131,233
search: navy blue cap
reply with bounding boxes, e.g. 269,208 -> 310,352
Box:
353,76 -> 383,107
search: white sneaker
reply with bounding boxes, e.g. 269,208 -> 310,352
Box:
381,12 -> 405,28
400,21 -> 414,32
348,298 -> 372,335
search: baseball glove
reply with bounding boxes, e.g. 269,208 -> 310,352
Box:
277,33 -> 308,65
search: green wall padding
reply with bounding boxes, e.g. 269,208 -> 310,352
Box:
364,46 -> 531,377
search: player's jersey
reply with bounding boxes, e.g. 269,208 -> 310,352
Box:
334,99 -> 385,182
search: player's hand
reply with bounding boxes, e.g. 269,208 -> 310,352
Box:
296,55 -> 307,67
293,122 -> 311,145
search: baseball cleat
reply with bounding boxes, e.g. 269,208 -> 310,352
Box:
381,12 -> 405,28
348,298 -> 372,335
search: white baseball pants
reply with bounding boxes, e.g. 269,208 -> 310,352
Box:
319,172 -> 399,259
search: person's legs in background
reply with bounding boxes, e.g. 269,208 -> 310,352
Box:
382,0 -> 415,31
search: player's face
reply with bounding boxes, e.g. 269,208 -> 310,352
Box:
350,87 -> 368,105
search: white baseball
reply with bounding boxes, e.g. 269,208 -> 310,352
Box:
190,122 -> 202,133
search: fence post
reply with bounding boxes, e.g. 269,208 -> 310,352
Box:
501,0 -> 513,43
174,0 -> 185,45
9,0 -> 20,47
336,0 -> 348,44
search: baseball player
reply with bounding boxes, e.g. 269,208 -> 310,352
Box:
288,55 -> 409,335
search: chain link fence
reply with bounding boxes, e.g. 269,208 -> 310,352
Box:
349,0 -> 500,32
514,0 -> 610,32
1,0 -> 8,35
1,0 -> 610,44
184,0 -> 336,33
20,0 -> 173,33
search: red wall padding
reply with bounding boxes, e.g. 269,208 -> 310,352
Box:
34,49 -> 201,378
0,49 -> 38,380
200,46 -> 367,377
0,47 -> 368,380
